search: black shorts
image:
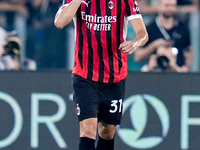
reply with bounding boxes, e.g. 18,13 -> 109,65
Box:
72,74 -> 126,125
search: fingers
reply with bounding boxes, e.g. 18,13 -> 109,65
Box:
118,42 -> 128,50
148,55 -> 158,69
119,41 -> 138,55
123,48 -> 136,55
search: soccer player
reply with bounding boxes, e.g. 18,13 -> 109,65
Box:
54,0 -> 148,149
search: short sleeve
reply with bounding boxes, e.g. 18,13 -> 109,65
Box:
125,0 -> 142,21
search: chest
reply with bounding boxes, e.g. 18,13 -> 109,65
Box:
79,0 -> 125,16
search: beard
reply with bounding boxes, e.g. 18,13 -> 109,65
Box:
162,12 -> 175,19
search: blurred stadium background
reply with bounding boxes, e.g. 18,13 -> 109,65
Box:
0,0 -> 200,149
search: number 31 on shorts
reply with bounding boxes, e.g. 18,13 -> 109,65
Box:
109,99 -> 123,113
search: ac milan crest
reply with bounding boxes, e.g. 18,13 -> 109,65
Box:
108,1 -> 114,9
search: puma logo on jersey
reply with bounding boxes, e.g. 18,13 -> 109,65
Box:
133,7 -> 140,12
82,1 -> 90,7
133,1 -> 140,12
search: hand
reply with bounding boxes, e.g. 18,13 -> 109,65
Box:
9,58 -> 20,70
119,40 -> 139,55
148,54 -> 158,71
175,65 -> 189,73
180,65 -> 189,72
168,55 -> 177,70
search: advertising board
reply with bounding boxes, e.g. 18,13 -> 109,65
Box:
0,71 -> 200,149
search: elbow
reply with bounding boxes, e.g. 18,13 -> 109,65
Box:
146,34 -> 149,43
54,20 -> 64,30
146,34 -> 149,42
142,33 -> 149,46
54,18 -> 71,29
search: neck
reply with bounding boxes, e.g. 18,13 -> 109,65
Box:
158,15 -> 175,30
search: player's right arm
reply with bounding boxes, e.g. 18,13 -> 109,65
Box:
54,0 -> 82,29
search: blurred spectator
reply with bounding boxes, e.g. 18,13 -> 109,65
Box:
138,0 -> 199,14
176,0 -> 199,24
0,25 -> 6,46
137,0 -> 199,24
141,45 -> 181,72
134,0 -> 194,73
0,0 -> 29,20
176,0 -> 199,13
136,0 -> 157,25
0,0 -> 33,58
31,0 -> 67,69
0,31 -> 36,70
137,0 -> 157,15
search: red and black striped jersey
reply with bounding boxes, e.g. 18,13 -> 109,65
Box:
63,0 -> 142,83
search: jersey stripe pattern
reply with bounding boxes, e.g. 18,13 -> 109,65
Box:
64,0 -> 141,83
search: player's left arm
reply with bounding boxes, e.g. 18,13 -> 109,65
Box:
119,18 -> 149,55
